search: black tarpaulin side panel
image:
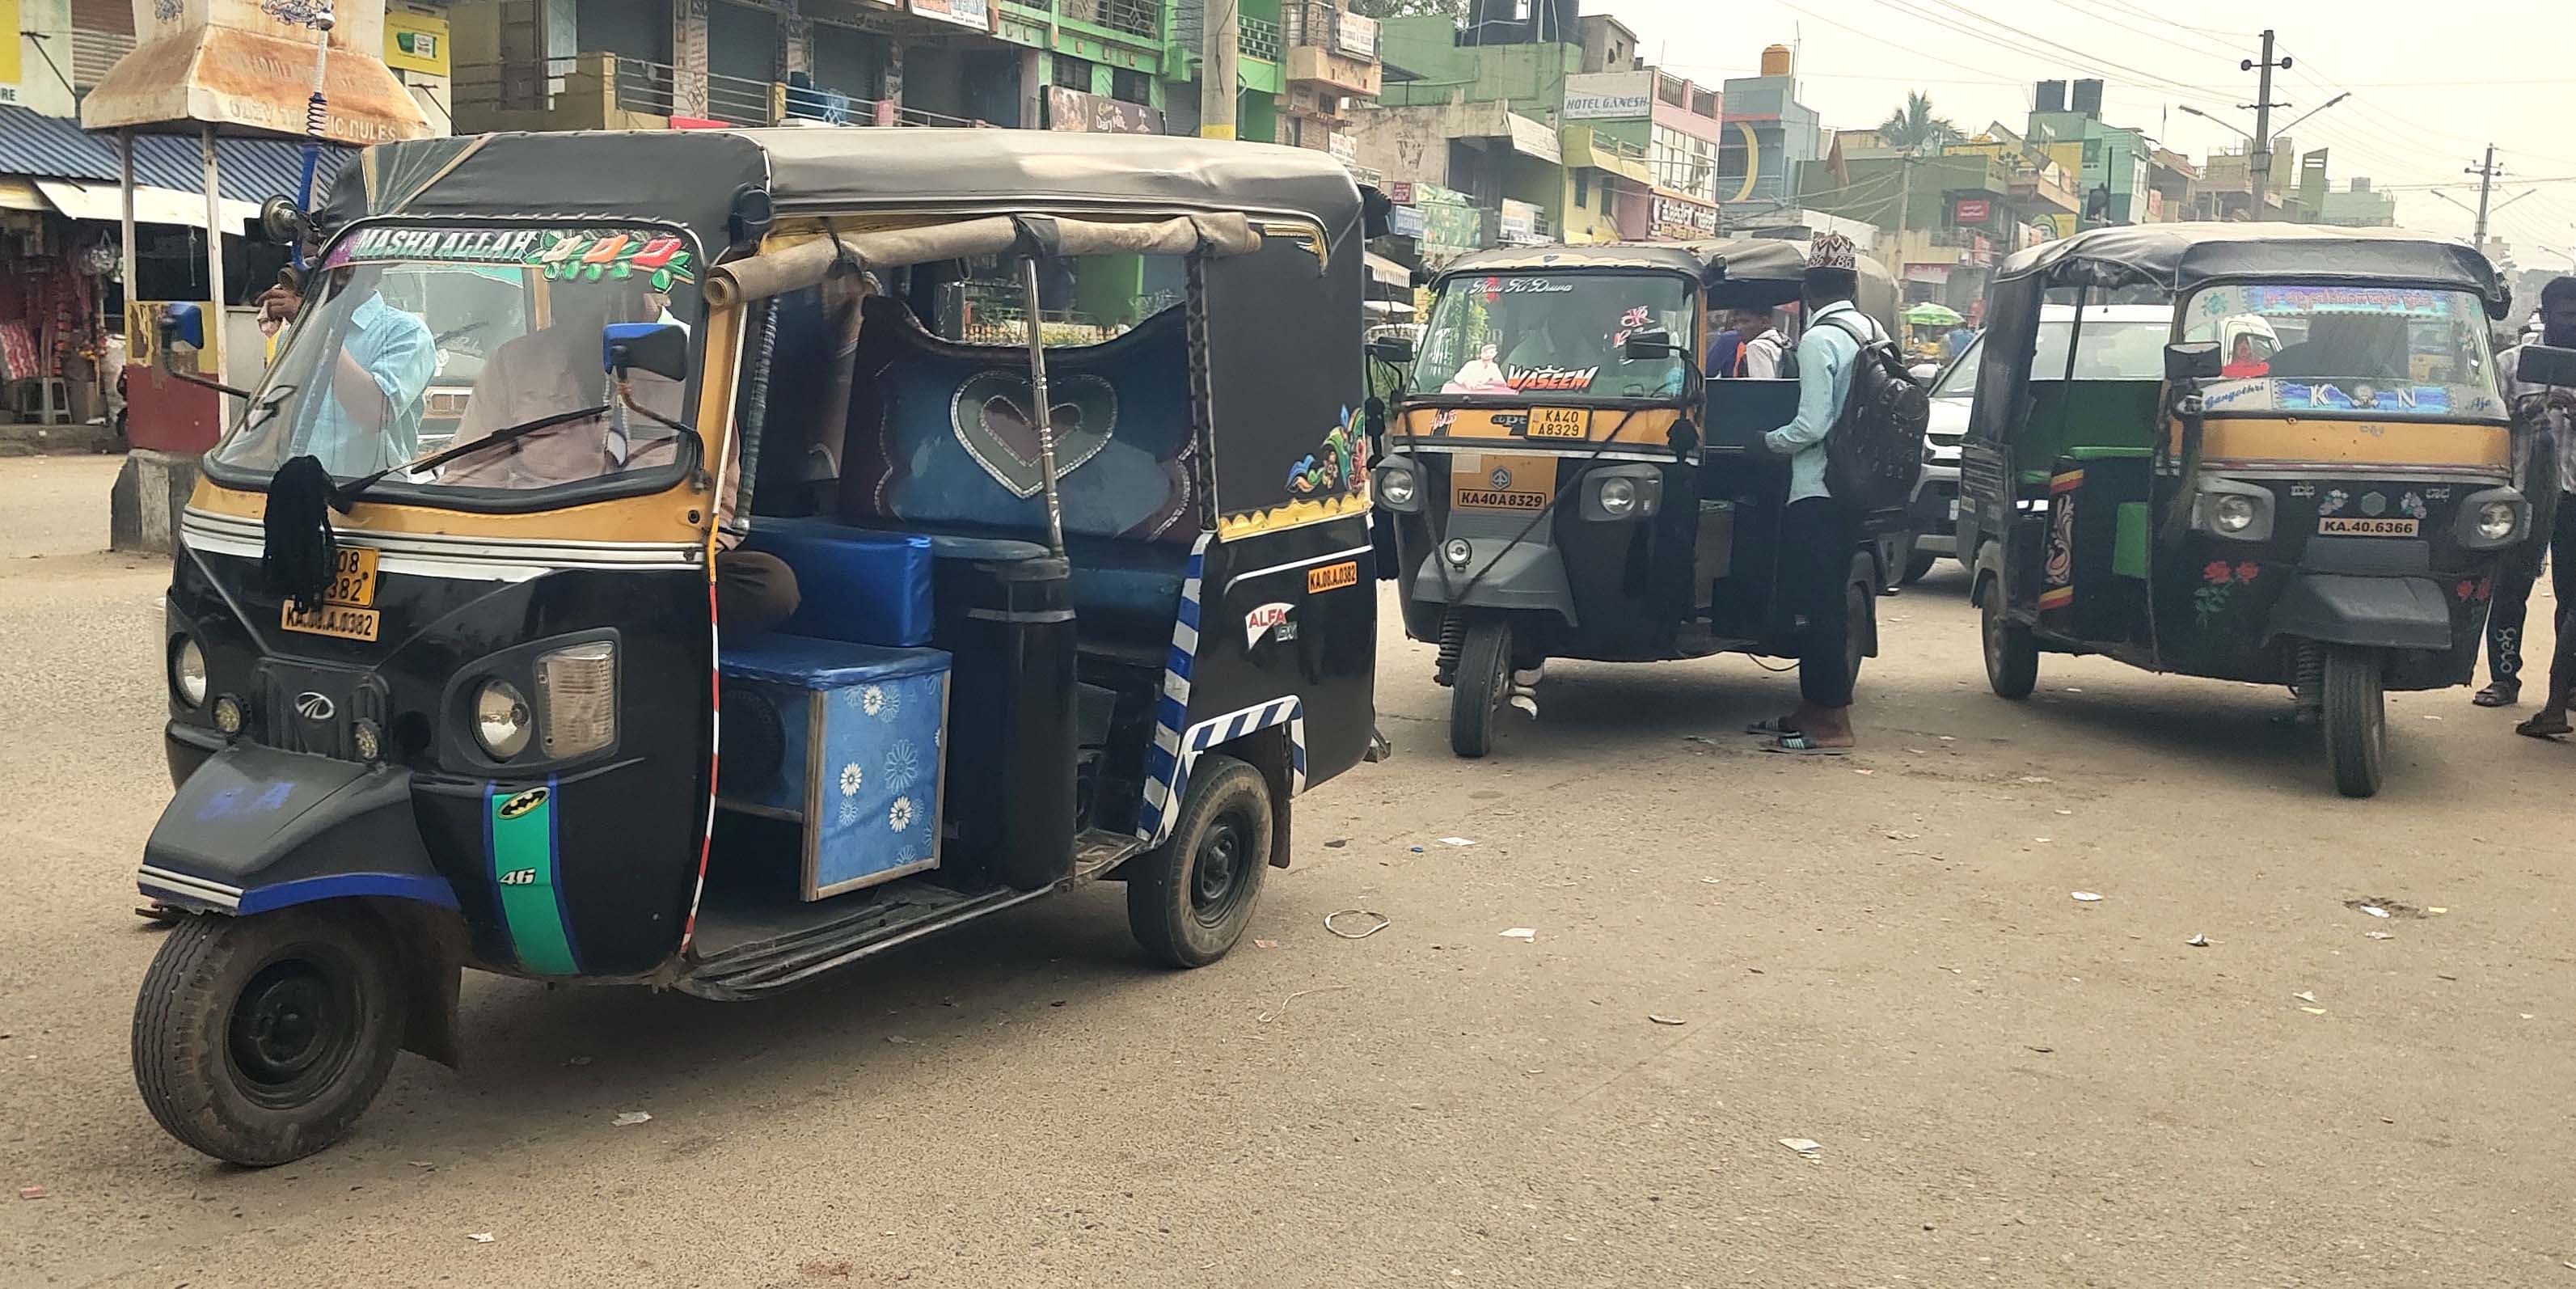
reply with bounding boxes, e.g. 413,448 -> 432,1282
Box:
1201,231 -> 1366,537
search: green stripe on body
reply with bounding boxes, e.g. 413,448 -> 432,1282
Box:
490,784 -> 578,976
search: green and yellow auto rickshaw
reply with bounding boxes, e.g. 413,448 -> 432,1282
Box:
1366,239 -> 1904,755
135,128 -> 1385,1164
1959,223 -> 2530,796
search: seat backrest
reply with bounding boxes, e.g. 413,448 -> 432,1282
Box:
838,299 -> 1201,543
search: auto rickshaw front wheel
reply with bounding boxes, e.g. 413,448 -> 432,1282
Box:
2321,646 -> 2386,799
1450,619 -> 1511,758
1980,575 -> 2040,699
133,907 -> 406,1166
1128,754 -> 1273,969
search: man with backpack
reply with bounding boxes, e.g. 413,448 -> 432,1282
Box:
1754,233 -> 1893,754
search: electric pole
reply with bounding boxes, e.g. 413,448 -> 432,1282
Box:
2244,29 -> 2290,221
1201,0 -> 1239,141
2468,144 -> 2502,249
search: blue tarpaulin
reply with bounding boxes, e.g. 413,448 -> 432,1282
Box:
0,104 -> 351,207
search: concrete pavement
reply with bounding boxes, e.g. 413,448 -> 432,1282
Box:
3,454 -> 2572,1287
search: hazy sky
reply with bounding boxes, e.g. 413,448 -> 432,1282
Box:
1585,0 -> 2576,266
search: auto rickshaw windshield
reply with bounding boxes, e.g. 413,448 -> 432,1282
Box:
2177,282 -> 2504,420
1418,271 -> 1691,399
207,223 -> 705,496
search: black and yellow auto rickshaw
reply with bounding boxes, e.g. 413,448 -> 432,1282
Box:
1958,223 -> 2529,797
135,128 -> 1384,1164
1366,239 -> 1904,755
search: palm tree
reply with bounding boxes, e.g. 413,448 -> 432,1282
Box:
1878,91 -> 1963,157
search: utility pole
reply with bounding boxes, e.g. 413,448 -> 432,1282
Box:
1201,0 -> 1239,141
2468,144 -> 2502,248
2242,29 -> 2290,221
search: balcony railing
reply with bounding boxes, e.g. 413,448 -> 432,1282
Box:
1239,15 -> 1281,62
1057,0 -> 1160,40
457,53 -> 996,134
1282,3 -> 1380,61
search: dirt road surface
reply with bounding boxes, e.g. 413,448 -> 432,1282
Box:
4,455 -> 2571,1287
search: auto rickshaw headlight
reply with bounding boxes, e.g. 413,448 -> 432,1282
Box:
475,679 -> 534,759
1373,461 -> 1421,512
2476,501 -> 2519,543
2211,493 -> 2258,535
1598,475 -> 1641,516
212,695 -> 244,736
171,636 -> 208,708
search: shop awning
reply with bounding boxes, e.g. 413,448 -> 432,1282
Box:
1365,251 -> 1413,289
0,104 -> 350,222
81,7 -> 430,146
32,179 -> 260,231
0,178 -> 46,211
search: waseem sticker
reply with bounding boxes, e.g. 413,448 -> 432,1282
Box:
1307,560 -> 1361,594
1244,602 -> 1294,648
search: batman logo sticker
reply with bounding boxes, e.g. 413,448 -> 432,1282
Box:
497,787 -> 551,820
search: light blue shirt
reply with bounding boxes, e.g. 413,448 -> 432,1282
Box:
295,294 -> 436,475
1764,299 -> 1881,503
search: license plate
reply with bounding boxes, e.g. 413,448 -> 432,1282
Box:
281,602 -> 382,641
1526,407 -> 1589,439
1455,488 -> 1548,511
2319,517 -> 2418,537
281,546 -> 382,640
327,547 -> 380,606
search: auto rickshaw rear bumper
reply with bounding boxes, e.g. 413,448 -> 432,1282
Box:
2266,574 -> 2456,652
139,741 -> 458,916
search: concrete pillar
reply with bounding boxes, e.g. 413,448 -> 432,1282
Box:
672,0 -> 712,118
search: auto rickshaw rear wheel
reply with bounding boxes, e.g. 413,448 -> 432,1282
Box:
1128,754 -> 1273,969
1980,575 -> 2039,699
1844,580 -> 1873,691
133,906 -> 405,1166
1450,619 -> 1510,758
2321,646 -> 2386,799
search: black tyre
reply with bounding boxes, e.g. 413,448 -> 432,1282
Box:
1449,618 -> 1510,759
1902,546 -> 1938,585
1127,754 -> 1273,968
1981,575 -> 2039,699
2321,646 -> 2385,799
133,907 -> 405,1166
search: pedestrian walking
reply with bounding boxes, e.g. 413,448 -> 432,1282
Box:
1755,233 -> 1884,754
2478,276 -> 2576,708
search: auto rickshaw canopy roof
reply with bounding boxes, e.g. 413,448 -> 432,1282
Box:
1994,221 -> 2509,318
1434,237 -> 1899,327
320,128 -> 1366,260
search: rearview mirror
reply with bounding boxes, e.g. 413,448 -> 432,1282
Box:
1622,328 -> 1676,361
603,322 -> 690,382
1366,333 -> 1416,365
2516,343 -> 2576,389
2164,340 -> 2223,382
159,301 -> 205,353
1909,362 -> 1939,382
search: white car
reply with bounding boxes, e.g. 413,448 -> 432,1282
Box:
1898,304 -> 2180,584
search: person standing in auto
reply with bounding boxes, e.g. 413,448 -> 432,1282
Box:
443,275 -> 799,640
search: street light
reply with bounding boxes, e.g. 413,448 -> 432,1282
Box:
2178,104 -> 2249,142
2275,92 -> 2354,139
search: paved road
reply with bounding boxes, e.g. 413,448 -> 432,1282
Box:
5,454 -> 2572,1287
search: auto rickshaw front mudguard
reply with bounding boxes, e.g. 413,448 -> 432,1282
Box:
139,743 -> 467,1069
2266,574 -> 2455,652
1404,517 -> 1578,625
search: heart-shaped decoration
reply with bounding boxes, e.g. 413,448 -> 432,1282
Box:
948,371 -> 1118,498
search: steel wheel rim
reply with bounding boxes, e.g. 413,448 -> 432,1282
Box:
224,946 -> 363,1109
1189,815 -> 1256,928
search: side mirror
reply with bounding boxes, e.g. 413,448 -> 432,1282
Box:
1366,333 -> 1416,365
160,301 -> 206,353
1622,328 -> 1676,361
258,196 -> 311,247
1909,362 -> 1939,382
2516,343 -> 2576,389
2164,341 -> 2223,382
603,322 -> 690,382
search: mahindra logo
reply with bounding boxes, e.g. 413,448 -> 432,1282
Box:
294,691 -> 336,722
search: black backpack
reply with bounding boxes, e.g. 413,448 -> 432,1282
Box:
1815,313 -> 1929,518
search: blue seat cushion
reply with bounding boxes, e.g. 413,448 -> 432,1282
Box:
718,634 -> 952,689
742,517 -> 934,648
